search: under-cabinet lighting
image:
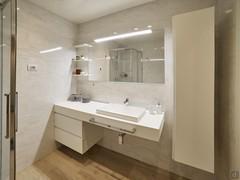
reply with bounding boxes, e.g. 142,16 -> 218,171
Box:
94,29 -> 152,43
40,47 -> 63,54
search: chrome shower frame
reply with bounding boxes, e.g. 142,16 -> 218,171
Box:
0,0 -> 17,179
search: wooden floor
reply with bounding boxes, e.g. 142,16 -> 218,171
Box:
17,145 -> 188,180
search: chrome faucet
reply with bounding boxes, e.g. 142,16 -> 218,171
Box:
123,98 -> 129,105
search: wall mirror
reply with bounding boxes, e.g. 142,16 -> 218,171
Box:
75,28 -> 165,84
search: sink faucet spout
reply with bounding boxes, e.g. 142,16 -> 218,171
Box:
123,98 -> 129,105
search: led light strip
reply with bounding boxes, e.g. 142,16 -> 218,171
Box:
40,47 -> 63,54
94,29 -> 152,43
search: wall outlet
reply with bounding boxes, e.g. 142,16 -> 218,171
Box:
27,64 -> 38,72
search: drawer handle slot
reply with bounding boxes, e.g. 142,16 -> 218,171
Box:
89,118 -> 136,134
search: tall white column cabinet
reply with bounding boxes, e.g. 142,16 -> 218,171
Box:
173,7 -> 215,173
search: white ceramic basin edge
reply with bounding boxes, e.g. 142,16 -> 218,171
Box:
96,103 -> 146,122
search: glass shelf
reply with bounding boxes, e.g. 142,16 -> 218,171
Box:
72,73 -> 92,77
72,56 -> 110,62
141,58 -> 165,62
72,59 -> 92,62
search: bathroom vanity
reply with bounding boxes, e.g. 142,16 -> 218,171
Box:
53,101 -> 165,154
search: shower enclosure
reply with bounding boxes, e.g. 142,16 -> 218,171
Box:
0,0 -> 17,180
109,48 -> 143,82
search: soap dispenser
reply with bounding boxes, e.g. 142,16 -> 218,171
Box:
147,102 -> 163,115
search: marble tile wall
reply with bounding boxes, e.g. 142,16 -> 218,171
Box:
76,0 -> 216,179
16,0 -> 77,171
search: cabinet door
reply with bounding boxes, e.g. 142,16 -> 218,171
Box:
173,7 -> 215,173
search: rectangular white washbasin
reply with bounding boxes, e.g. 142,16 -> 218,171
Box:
96,103 -> 145,122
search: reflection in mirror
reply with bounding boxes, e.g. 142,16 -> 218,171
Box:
75,29 -> 165,84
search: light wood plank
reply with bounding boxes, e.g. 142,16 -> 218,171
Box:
17,145 -> 188,180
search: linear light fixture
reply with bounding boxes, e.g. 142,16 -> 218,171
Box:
94,29 -> 152,43
40,47 -> 63,54
74,43 -> 93,48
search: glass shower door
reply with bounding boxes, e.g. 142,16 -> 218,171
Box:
1,0 -> 17,180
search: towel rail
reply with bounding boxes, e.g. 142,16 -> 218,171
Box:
89,117 -> 136,134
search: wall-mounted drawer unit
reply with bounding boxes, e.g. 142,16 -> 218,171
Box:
55,128 -> 83,153
55,113 -> 82,137
54,113 -> 103,154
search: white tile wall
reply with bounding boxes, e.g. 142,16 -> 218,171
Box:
16,0 -> 77,171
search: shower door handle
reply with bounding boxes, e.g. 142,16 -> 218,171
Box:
15,92 -> 18,132
5,93 -> 10,139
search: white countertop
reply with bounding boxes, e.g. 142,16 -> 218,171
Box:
54,101 -> 165,130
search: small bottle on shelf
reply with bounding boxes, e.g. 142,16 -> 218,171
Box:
75,68 -> 82,75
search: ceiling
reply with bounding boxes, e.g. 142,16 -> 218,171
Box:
29,0 -> 155,24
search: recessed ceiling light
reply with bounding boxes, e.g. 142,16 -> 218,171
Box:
17,7 -> 20,11
2,16 -> 6,19
113,32 -> 118,35
147,25 -> 152,28
134,27 -> 139,31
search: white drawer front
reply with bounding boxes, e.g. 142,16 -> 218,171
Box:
55,113 -> 82,137
55,128 -> 83,154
